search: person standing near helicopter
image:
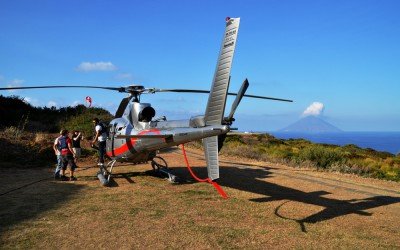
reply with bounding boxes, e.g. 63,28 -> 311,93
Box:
72,130 -> 82,165
59,129 -> 77,181
53,130 -> 63,179
91,118 -> 107,166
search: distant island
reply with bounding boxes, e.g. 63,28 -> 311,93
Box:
272,115 -> 400,155
280,115 -> 342,133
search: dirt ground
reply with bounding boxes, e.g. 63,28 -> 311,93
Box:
1,147 -> 399,249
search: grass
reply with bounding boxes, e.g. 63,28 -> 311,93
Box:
0,151 -> 399,248
0,129 -> 399,248
217,134 -> 400,182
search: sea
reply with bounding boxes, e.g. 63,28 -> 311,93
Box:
268,132 -> 400,155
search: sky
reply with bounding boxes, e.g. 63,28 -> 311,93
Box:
1,0 -> 399,132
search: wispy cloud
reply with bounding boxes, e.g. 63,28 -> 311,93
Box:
6,79 -> 25,92
77,61 -> 117,72
302,102 -> 324,117
71,100 -> 82,106
23,97 -> 40,106
47,101 -> 58,107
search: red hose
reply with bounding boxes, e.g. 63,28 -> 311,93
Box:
181,144 -> 228,199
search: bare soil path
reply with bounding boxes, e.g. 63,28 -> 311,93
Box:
1,147 -> 399,249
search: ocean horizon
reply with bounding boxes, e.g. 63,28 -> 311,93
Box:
267,131 -> 400,155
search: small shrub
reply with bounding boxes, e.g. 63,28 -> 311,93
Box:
298,145 -> 346,169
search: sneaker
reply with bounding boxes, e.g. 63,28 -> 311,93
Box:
70,176 -> 77,181
60,175 -> 69,181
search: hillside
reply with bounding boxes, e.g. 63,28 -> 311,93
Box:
0,95 -> 113,136
0,95 -> 113,168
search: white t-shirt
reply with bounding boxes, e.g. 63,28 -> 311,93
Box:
95,125 -> 107,142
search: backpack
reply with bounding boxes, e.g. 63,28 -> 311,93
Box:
58,136 -> 68,150
98,122 -> 109,138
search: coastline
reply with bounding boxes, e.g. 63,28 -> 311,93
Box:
269,131 -> 400,155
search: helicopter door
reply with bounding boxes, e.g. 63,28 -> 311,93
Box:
107,122 -> 117,157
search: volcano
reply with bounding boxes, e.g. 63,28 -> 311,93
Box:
280,116 -> 342,133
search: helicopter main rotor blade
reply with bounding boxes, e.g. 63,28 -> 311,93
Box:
152,88 -> 293,102
1,85 -> 293,102
0,85 -> 126,92
234,93 -> 292,102
152,89 -> 210,94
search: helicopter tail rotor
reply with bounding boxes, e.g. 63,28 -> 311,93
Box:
216,78 -> 248,152
224,78 -> 249,125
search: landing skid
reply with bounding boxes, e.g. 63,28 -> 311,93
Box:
96,157 -> 178,186
97,160 -> 116,186
151,156 -> 178,183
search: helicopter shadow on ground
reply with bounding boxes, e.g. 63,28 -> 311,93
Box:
0,180 -> 85,237
170,163 -> 400,232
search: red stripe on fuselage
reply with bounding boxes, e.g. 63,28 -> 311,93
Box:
106,129 -> 161,157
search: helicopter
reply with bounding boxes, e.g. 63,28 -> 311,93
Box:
1,17 -> 292,194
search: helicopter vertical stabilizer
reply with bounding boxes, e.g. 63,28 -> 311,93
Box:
204,17 -> 240,126
203,136 -> 219,180
203,17 -> 240,180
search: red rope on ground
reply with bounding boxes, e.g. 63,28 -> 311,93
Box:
181,144 -> 228,199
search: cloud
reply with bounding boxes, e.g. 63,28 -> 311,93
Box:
77,61 -> 117,72
23,97 -> 40,106
302,102 -> 324,116
6,79 -> 25,92
71,100 -> 82,106
47,101 -> 58,107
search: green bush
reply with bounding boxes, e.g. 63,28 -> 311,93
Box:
298,145 -> 346,169
62,108 -> 113,139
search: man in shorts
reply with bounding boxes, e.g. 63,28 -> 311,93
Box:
72,130 -> 82,165
59,130 -> 77,181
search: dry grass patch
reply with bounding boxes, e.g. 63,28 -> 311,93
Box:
1,151 -> 400,249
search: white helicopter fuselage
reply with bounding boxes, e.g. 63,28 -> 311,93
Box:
105,101 -> 229,163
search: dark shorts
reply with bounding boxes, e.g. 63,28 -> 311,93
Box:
61,154 -> 77,171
